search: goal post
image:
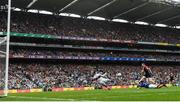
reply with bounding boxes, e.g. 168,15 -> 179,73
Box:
4,0 -> 12,96
0,0 -> 12,96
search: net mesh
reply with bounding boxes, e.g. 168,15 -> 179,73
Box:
0,37 -> 6,96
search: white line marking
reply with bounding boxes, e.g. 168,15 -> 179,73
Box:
9,96 -> 75,101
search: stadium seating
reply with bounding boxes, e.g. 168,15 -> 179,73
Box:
4,64 -> 180,89
0,11 -> 180,43
10,49 -> 180,60
0,11 -> 180,90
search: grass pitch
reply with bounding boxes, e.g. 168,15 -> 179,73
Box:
1,87 -> 180,101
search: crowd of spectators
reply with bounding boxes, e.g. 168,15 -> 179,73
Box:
0,63 -> 179,89
0,11 -> 180,43
0,11 -> 180,90
10,49 -> 180,60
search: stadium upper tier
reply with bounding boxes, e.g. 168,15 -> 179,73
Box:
0,11 -> 180,43
9,49 -> 180,60
1,0 -> 180,26
1,63 -> 179,89
10,42 -> 180,54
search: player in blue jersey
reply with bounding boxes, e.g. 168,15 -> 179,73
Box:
137,81 -> 167,89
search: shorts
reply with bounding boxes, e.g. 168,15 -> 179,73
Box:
170,78 -> 174,82
148,84 -> 157,88
144,74 -> 153,78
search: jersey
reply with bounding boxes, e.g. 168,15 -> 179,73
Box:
139,82 -> 149,88
93,73 -> 102,80
139,82 -> 157,88
143,68 -> 153,78
93,72 -> 109,85
170,74 -> 174,81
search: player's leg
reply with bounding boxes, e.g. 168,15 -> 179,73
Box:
147,78 -> 155,84
169,79 -> 175,86
139,76 -> 145,83
157,84 -> 167,88
100,81 -> 110,90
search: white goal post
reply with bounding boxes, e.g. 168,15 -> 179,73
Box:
0,0 -> 11,97
4,0 -> 11,96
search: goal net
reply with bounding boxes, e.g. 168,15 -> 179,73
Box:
0,36 -> 7,96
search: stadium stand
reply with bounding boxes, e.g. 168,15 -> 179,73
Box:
0,1 -> 180,89
0,10 -> 180,90
0,11 -> 180,43
10,49 -> 180,60
1,0 -> 180,101
4,64 -> 180,89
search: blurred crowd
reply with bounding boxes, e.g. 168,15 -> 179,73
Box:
0,11 -> 180,43
0,11 -> 180,90
0,63 -> 179,89
10,49 -> 180,60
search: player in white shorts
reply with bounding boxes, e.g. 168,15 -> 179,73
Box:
92,72 -> 111,89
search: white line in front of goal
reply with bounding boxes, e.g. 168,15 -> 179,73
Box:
9,96 -> 76,101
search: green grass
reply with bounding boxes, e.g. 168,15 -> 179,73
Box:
1,87 -> 180,101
